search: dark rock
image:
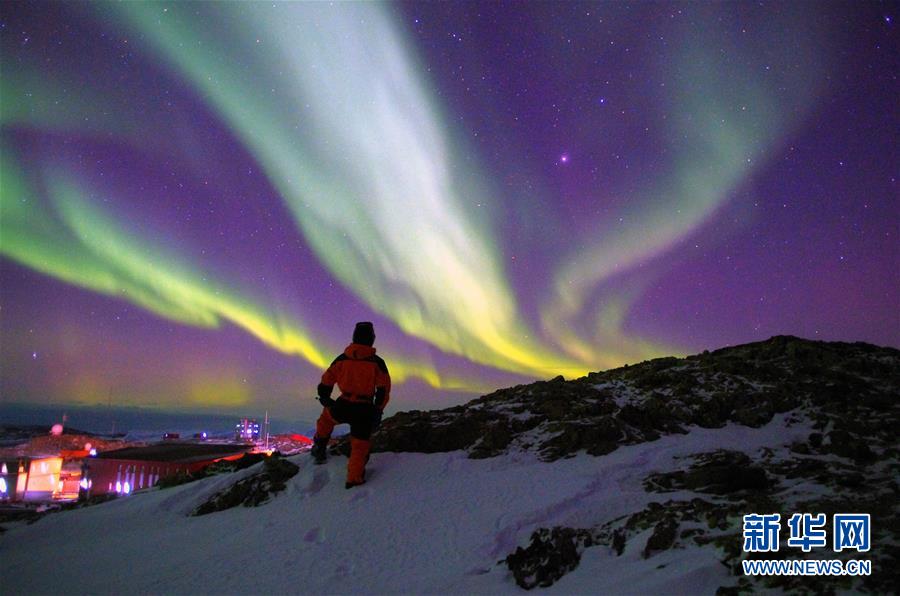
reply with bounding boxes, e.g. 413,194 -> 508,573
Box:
694,395 -> 731,428
826,429 -> 875,461
790,441 -> 811,454
643,518 -> 678,558
646,451 -> 769,495
538,417 -> 623,460
156,471 -> 196,489
731,396 -> 775,428
687,463 -> 768,495
835,472 -> 865,488
505,527 -> 592,589
470,421 -> 512,459
611,527 -> 627,555
192,455 -> 299,516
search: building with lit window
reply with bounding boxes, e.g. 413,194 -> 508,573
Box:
234,418 -> 261,442
83,443 -> 251,497
0,431 -> 120,502
0,452 -> 86,502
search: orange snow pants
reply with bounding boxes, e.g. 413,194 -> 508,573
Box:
315,399 -> 374,484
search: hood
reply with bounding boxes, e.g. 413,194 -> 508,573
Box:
344,343 -> 377,360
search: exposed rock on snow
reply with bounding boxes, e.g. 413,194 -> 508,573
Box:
644,450 -> 770,494
364,335 -> 899,592
368,336 -> 897,462
191,455 -> 299,516
505,527 -> 595,589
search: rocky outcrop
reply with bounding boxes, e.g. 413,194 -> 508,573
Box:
365,336 -> 898,463
503,426 -> 899,594
505,527 -> 595,589
358,336 -> 898,593
644,450 -> 770,494
191,455 -> 299,516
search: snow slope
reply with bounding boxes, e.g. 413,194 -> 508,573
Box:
1,416 -> 808,595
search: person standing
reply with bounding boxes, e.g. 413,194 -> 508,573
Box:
311,322 -> 391,488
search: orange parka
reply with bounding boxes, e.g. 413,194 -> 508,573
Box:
317,343 -> 391,411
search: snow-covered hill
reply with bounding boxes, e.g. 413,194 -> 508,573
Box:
2,336 -> 897,594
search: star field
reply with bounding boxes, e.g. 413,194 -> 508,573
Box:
0,1 -> 896,418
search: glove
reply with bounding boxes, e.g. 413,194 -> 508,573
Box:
317,394 -> 336,408
371,407 -> 383,432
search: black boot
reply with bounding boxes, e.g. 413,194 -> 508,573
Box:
311,436 -> 328,464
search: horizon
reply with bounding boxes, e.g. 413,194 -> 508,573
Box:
3,333 -> 892,426
0,401 -> 315,438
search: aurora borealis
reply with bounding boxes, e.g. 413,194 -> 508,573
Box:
1,2 -> 897,419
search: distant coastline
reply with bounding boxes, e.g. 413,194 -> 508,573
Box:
0,402 -> 314,441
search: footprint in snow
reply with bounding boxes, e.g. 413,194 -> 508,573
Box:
304,526 -> 324,544
304,467 -> 330,497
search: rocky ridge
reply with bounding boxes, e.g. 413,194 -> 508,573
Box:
366,336 -> 896,463
345,336 -> 899,593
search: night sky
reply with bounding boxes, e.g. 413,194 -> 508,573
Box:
1,2 -> 897,419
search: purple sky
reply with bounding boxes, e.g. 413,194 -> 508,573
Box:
1,2 -> 897,420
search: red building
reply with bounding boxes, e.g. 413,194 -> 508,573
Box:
84,442 -> 251,497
